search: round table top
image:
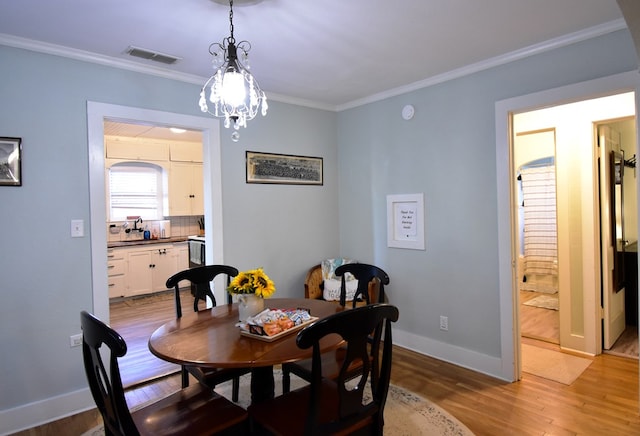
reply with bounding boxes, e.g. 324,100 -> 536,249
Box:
148,298 -> 344,368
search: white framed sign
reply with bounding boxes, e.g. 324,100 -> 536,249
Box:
386,193 -> 425,250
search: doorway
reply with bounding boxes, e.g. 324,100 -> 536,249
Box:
87,102 -> 224,327
513,129 -> 559,345
495,72 -> 640,383
512,93 -> 637,358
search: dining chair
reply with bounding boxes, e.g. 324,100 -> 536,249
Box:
336,263 -> 389,308
248,303 -> 399,436
282,263 -> 390,393
80,310 -> 248,436
166,265 -> 250,402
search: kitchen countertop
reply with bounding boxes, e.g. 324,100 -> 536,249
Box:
108,236 -> 189,248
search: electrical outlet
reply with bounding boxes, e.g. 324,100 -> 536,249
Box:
439,316 -> 448,331
70,334 -> 83,348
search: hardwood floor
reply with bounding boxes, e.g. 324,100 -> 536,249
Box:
391,345 -> 640,435
109,290 -> 187,387
14,291 -> 640,435
520,289 -> 639,359
520,290 -> 559,343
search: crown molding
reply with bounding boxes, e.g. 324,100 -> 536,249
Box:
0,18 -> 628,113
337,19 -> 628,111
0,33 -> 334,112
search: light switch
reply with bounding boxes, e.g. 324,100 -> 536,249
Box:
71,219 -> 84,238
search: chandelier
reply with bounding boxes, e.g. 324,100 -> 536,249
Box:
199,0 -> 268,132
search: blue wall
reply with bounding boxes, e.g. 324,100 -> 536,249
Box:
336,29 -> 637,359
0,44 -> 339,431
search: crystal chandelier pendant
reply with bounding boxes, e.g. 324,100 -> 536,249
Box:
199,0 -> 267,137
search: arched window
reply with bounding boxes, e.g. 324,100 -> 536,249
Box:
108,162 -> 165,221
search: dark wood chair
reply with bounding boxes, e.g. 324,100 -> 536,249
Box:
80,310 -> 248,436
303,263 -> 379,304
336,263 -> 389,308
248,303 -> 399,436
166,265 -> 250,402
282,263 -> 390,393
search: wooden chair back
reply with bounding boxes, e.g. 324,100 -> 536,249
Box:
80,310 -> 143,435
81,311 -> 249,435
335,263 -> 389,307
297,303 -> 399,435
166,264 -> 238,318
165,265 -> 248,393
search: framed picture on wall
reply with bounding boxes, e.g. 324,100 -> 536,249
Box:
0,137 -> 22,186
386,193 -> 425,250
246,151 -> 323,185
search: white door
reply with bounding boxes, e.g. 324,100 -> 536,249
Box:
599,124 -> 626,349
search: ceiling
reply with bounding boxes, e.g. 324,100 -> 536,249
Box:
0,1 -> 628,112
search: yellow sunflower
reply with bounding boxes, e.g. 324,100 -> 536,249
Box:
227,267 -> 276,298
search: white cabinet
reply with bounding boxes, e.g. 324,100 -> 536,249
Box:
109,243 -> 182,298
105,136 -> 170,161
151,246 -> 177,291
176,241 -> 189,271
169,142 -> 202,163
127,245 -> 176,297
127,249 -> 154,296
107,248 -> 127,298
174,241 -> 190,289
168,162 -> 204,216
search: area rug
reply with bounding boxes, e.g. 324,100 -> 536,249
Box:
521,343 -> 593,385
82,370 -> 475,436
523,294 -> 558,310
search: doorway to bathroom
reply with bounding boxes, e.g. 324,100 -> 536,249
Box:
511,92 -> 637,358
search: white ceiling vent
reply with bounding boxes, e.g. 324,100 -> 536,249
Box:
125,46 -> 181,65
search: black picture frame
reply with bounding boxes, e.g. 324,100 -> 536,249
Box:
0,137 -> 22,186
246,151 -> 323,185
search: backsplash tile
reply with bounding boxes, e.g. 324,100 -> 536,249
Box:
107,216 -> 204,242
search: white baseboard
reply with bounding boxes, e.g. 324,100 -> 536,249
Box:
0,387 -> 94,436
394,328 -> 513,382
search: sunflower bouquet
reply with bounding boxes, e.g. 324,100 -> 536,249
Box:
227,267 -> 276,298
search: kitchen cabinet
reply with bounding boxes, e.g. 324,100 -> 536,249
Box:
107,248 -> 126,298
127,249 -> 154,296
151,246 -> 177,291
168,161 -> 204,216
127,245 -> 176,297
176,241 -> 189,271
174,241 -> 190,289
169,142 -> 202,163
109,243 -> 182,298
105,136 -> 170,161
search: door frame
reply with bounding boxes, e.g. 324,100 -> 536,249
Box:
495,71 -> 640,381
87,102 -> 223,322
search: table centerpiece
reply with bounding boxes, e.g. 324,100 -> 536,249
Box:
227,267 -> 276,321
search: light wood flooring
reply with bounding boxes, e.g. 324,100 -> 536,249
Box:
13,291 -> 640,435
109,290 -> 184,387
520,290 -> 638,358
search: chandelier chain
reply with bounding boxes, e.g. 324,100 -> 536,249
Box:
228,0 -> 235,44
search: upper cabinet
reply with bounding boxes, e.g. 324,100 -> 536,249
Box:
168,161 -> 204,216
105,136 -> 170,161
169,142 -> 203,163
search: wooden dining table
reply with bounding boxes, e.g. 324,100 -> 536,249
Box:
148,297 -> 344,403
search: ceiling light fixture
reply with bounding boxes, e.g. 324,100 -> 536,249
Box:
199,0 -> 268,133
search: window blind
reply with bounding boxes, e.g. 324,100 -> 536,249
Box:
109,163 -> 163,220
